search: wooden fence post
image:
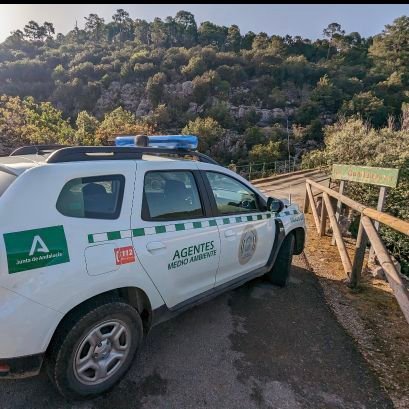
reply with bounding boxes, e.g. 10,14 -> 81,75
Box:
323,192 -> 353,276
303,184 -> 310,214
319,197 -> 327,237
306,183 -> 321,234
349,217 -> 369,288
369,186 -> 387,262
332,180 -> 345,245
361,216 -> 409,323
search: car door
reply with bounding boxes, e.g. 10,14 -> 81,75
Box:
203,170 -> 275,286
131,163 -> 221,309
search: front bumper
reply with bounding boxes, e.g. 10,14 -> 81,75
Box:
0,353 -> 44,379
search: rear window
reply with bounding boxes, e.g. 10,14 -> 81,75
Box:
56,175 -> 125,219
0,171 -> 17,197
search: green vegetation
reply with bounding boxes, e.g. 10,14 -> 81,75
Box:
302,113 -> 409,275
0,9 -> 408,272
0,10 -> 408,168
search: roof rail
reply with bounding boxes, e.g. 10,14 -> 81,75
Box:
46,146 -> 219,165
10,144 -> 69,156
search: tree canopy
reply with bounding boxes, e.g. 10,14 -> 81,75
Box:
0,10 -> 408,166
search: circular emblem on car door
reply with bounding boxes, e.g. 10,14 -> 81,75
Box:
238,226 -> 258,265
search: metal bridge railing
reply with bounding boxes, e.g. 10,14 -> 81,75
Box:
229,157 -> 299,180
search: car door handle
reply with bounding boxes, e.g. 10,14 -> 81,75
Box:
224,229 -> 235,238
146,241 -> 166,252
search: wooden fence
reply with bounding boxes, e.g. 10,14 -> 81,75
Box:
304,178 -> 409,324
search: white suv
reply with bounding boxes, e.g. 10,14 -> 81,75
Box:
0,137 -> 305,399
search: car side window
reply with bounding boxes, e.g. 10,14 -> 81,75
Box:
206,171 -> 260,215
56,175 -> 125,219
143,171 -> 204,221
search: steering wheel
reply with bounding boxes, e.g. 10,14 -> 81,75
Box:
239,200 -> 252,209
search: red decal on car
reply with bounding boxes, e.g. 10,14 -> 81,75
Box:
114,246 -> 136,265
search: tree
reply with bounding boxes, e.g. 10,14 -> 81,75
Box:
148,104 -> 171,129
0,95 -> 30,153
269,35 -> 286,56
369,16 -> 409,76
226,25 -> 241,52
192,70 -> 220,104
74,111 -> 99,145
181,56 -> 206,78
23,21 -> 43,41
52,64 -> 66,82
6,29 -> 25,46
151,18 -> 168,47
303,119 -> 324,143
207,101 -> 234,128
42,22 -> 55,39
95,107 -> 154,145
252,32 -> 269,50
84,14 -> 105,41
22,97 -> 74,144
340,91 -> 388,127
323,22 -> 345,40
111,9 -> 134,41
182,117 -> 224,152
244,126 -> 265,149
310,75 -> 343,114
323,22 -> 345,59
134,19 -> 151,45
174,10 -> 197,47
198,21 -> 228,48
295,102 -> 320,126
242,31 -> 256,49
146,72 -> 167,107
249,140 -> 281,163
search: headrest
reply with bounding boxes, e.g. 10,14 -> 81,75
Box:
82,183 -> 107,196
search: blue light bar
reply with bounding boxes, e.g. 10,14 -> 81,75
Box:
115,135 -> 198,150
115,136 -> 137,147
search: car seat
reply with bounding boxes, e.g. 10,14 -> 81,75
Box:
82,183 -> 112,214
163,179 -> 190,213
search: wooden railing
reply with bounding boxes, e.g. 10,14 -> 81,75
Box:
304,178 -> 409,323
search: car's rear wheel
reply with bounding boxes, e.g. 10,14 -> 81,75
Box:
46,298 -> 143,400
265,233 -> 294,287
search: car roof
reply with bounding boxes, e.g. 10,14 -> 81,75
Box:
0,155 -> 45,175
0,145 -> 221,178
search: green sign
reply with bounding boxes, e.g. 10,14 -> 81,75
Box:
4,225 -> 70,274
332,164 -> 399,188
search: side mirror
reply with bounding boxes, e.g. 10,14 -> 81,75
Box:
267,197 -> 284,213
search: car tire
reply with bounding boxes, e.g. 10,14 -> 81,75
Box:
265,233 -> 294,287
46,297 -> 143,400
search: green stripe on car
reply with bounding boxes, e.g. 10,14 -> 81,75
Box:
87,210 -> 299,244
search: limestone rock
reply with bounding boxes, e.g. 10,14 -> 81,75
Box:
135,98 -> 152,117
272,108 -> 285,119
181,81 -> 193,96
187,102 -> 198,114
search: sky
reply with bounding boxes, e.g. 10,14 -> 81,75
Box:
0,4 -> 408,42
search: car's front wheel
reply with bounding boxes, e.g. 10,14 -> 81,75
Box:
265,233 -> 294,287
46,298 -> 143,400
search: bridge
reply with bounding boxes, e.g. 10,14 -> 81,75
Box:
2,168 -> 408,409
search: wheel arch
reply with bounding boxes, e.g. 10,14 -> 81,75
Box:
288,227 -> 305,255
46,286 -> 153,357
